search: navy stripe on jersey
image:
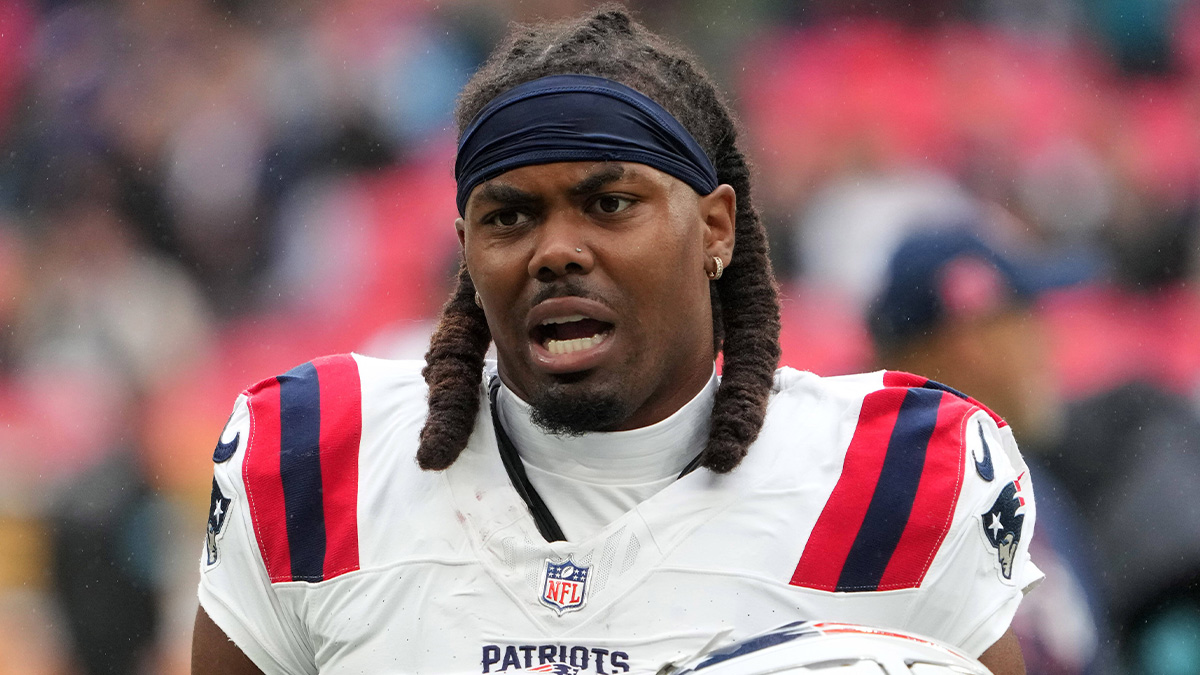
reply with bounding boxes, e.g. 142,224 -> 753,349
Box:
277,361 -> 327,581
836,387 -> 940,591
913,378 -> 970,401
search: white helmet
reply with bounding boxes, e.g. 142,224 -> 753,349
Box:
666,621 -> 993,675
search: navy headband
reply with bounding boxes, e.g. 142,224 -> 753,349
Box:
454,74 -> 719,216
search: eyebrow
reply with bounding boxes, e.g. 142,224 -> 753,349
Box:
469,163 -> 634,211
568,164 -> 627,197
472,182 -> 538,207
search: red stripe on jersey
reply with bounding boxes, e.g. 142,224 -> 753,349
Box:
314,354 -> 362,579
243,376 -> 293,582
876,393 -> 968,589
882,370 -> 1006,428
790,387 -> 907,591
882,371 -> 924,388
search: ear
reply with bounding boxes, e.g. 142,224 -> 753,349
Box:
699,184 -> 736,264
455,217 -> 467,248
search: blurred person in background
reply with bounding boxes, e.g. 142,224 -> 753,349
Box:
866,225 -> 1108,675
11,146 -> 213,674
1035,150 -> 1200,675
47,394 -> 164,675
867,223 -> 1200,675
0,5 -> 219,669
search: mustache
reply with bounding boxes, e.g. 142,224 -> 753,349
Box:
529,279 -> 603,307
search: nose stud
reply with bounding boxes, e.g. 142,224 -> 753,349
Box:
575,248 -> 583,253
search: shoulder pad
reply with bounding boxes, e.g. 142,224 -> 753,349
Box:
791,376 -> 985,592
242,354 -> 364,583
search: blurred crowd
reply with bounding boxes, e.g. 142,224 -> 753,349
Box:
0,0 -> 1198,673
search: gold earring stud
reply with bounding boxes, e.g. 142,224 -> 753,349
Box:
707,256 -> 724,281
474,292 -> 483,308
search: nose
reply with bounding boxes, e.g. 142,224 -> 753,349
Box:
528,211 -> 592,282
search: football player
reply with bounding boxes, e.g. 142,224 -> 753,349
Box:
192,6 -> 1039,674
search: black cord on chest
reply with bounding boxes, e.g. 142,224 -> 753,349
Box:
490,379 -> 568,542
488,378 -> 707,544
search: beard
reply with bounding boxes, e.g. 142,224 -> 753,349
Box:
526,382 -> 636,436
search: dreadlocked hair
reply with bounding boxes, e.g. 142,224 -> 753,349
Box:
417,4 -> 781,473
418,262 -> 492,469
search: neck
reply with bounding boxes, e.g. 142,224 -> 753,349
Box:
496,366 -> 718,484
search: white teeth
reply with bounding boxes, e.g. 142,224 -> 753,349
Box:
546,333 -> 608,355
541,314 -> 588,326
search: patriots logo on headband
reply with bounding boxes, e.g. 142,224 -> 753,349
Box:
981,479 -> 1026,580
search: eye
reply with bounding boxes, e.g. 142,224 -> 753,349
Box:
590,195 -> 634,215
485,209 -> 531,227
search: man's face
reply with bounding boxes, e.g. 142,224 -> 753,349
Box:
457,161 -> 735,433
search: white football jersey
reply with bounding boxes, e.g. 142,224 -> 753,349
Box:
198,353 -> 1041,674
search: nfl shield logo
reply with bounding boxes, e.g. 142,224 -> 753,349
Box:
540,558 -> 591,615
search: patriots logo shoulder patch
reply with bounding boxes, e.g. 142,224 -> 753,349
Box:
980,477 -> 1026,581
206,478 -> 233,566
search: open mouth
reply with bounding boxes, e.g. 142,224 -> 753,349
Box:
532,314 -> 615,355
